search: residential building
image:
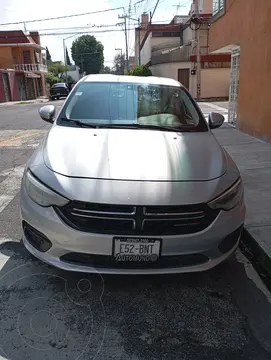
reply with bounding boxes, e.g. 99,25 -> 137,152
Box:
208,0 -> 271,141
135,2 -> 231,100
0,30 -> 47,103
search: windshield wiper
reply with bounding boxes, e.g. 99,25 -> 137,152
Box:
107,124 -> 196,132
60,117 -> 98,128
60,119 -> 196,132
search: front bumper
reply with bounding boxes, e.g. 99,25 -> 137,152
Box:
20,186 -> 246,275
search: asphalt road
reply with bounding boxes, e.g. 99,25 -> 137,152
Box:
0,101 -> 271,360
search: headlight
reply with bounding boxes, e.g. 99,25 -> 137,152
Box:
208,178 -> 243,211
24,170 -> 70,207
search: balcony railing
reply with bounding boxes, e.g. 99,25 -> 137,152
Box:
14,63 -> 48,73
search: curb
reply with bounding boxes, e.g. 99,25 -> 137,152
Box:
240,229 -> 271,289
0,99 -> 49,107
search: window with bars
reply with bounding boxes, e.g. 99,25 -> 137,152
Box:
213,0 -> 225,16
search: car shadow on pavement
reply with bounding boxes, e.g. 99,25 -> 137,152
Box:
0,240 -> 270,360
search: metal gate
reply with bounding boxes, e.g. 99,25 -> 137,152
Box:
228,47 -> 240,125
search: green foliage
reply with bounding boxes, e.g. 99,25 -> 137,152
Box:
48,62 -> 69,77
126,65 -> 152,76
71,35 -> 104,75
63,75 -> 75,83
45,72 -> 60,86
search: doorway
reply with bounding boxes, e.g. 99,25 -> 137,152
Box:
178,68 -> 190,90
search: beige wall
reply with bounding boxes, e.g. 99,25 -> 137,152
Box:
198,0 -> 213,14
201,68 -> 230,99
150,61 -> 191,88
150,62 -> 230,99
0,46 -> 13,68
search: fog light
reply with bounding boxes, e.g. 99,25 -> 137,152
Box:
23,221 -> 52,252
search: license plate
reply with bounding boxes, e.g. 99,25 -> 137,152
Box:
113,237 -> 161,262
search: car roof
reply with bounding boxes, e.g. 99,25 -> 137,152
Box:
81,74 -> 182,87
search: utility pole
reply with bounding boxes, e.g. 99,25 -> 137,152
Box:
124,16 -> 129,73
118,13 -> 129,74
150,0 -> 160,21
138,18 -> 141,66
195,0 -> 201,100
172,3 -> 181,15
63,39 -> 66,65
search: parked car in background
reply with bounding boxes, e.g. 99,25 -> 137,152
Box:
21,75 -> 245,274
49,83 -> 69,100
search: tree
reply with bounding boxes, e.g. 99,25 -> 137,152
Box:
45,62 -> 70,86
127,65 -> 152,76
65,48 -> 71,66
100,66 -> 112,74
48,62 -> 69,78
113,53 -> 125,75
46,47 -> 52,63
71,35 -> 104,75
45,72 -> 60,86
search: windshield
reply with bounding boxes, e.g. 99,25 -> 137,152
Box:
57,81 -> 208,132
53,83 -> 66,87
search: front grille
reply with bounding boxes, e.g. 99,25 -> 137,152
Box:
55,202 -> 219,236
60,252 -> 209,269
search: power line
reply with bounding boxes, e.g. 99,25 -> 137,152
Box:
24,24 -> 128,33
0,6 -> 126,26
0,28 -> 138,39
0,19 -> 189,40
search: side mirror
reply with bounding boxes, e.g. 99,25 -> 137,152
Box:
208,112 -> 224,129
39,105 -> 56,123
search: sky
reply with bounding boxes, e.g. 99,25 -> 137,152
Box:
0,0 -> 192,67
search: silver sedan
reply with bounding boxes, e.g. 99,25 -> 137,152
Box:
20,74 -> 245,274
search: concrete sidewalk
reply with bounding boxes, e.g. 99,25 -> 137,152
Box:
200,103 -> 271,277
0,98 -> 49,107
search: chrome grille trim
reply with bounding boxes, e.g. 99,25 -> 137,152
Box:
72,207 -> 136,216
56,201 -> 220,235
143,207 -> 205,217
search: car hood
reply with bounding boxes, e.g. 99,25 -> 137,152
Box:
43,126 -> 227,181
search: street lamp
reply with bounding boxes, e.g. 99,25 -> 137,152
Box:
63,34 -> 77,82
63,34 -> 77,65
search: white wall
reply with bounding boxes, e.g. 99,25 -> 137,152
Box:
140,35 -> 151,65
66,69 -> 80,82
